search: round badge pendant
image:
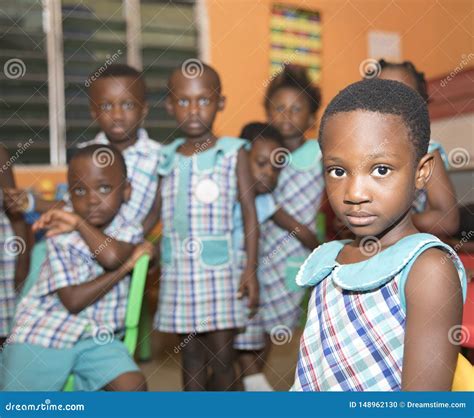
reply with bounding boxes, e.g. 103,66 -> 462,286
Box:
195,178 -> 219,204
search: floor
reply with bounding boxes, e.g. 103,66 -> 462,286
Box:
138,329 -> 302,391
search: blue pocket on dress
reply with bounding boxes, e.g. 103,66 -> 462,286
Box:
200,236 -> 231,269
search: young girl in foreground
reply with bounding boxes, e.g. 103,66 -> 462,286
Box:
292,78 -> 467,391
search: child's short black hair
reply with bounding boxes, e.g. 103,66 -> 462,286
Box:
378,59 -> 429,103
87,64 -> 146,99
264,64 -> 321,114
319,78 -> 431,162
240,122 -> 284,145
168,61 -> 222,95
71,144 -> 127,179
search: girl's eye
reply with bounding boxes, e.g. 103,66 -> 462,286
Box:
99,185 -> 112,194
274,105 -> 285,113
372,165 -> 392,177
73,188 -> 86,196
122,101 -> 135,110
328,167 -> 346,178
291,105 -> 302,113
100,103 -> 112,111
198,98 -> 210,106
177,99 -> 189,107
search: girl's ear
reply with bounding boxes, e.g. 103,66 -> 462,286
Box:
123,180 -> 132,203
217,95 -> 226,111
308,114 -> 316,130
165,96 -> 175,116
415,153 -> 435,191
141,101 -> 149,119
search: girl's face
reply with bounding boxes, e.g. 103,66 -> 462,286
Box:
266,87 -> 314,140
249,139 -> 282,195
379,67 -> 418,92
166,73 -> 224,139
322,110 -> 432,239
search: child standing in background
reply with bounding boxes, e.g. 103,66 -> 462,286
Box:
154,63 -> 259,391
293,79 -> 466,391
5,64 -> 162,235
234,66 -> 324,391
234,122 -> 319,391
377,59 -> 459,237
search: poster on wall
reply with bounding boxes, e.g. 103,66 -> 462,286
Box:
269,4 -> 321,82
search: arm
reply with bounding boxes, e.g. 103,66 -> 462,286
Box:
142,178 -> 162,236
412,151 -> 459,237
0,146 -> 30,292
33,210 -> 135,270
236,148 -> 259,316
3,188 -> 65,214
402,248 -> 463,390
272,207 -> 319,250
58,242 -> 153,314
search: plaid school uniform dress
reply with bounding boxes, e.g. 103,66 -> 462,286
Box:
235,139 -> 324,350
412,140 -> 449,213
10,214 -> 142,349
0,211 -> 16,337
76,129 -> 161,224
291,233 -> 467,391
155,137 -> 247,334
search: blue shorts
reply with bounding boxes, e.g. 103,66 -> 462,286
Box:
2,338 -> 140,391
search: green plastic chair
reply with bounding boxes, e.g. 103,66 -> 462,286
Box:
63,254 -> 150,391
19,240 -> 47,300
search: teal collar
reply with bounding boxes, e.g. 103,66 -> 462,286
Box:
296,233 -> 449,291
158,137 -> 248,175
289,139 -> 322,171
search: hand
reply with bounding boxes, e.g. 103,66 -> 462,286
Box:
33,209 -> 81,237
123,241 -> 155,272
3,188 -> 29,214
238,268 -> 259,318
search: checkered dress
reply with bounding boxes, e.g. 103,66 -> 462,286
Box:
235,140 -> 324,350
412,140 -> 449,213
292,234 -> 467,391
10,214 -> 142,349
0,211 -> 16,337
76,129 -> 161,224
154,137 -> 247,334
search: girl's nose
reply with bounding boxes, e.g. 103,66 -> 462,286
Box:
343,175 -> 371,205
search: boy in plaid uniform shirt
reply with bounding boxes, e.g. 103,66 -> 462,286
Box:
2,145 -> 152,391
292,79 -> 466,391
5,64 -> 161,235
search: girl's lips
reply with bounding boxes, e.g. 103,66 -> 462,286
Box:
346,215 -> 377,226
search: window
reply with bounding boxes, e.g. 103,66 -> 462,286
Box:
0,0 -> 199,165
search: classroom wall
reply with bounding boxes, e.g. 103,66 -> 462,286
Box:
206,0 -> 474,137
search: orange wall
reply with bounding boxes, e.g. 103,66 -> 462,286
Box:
206,0 -> 474,137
